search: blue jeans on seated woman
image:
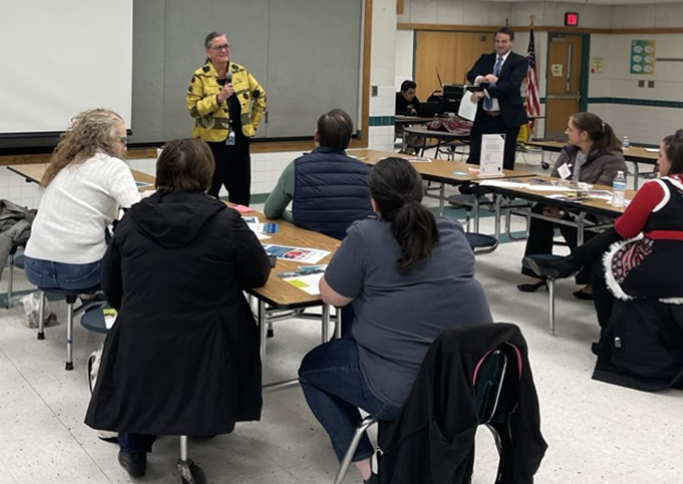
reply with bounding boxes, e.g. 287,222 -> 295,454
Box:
298,337 -> 402,462
23,256 -> 101,291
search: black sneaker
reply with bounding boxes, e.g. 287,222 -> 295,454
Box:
118,451 -> 147,478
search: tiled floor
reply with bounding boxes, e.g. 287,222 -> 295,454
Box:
1,151 -> 681,483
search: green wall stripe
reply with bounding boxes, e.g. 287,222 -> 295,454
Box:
586,98 -> 683,109
540,97 -> 682,109
368,116 -> 396,127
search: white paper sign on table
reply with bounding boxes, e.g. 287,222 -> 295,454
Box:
479,134 -> 505,177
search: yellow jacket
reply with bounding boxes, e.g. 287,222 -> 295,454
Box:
186,61 -> 266,141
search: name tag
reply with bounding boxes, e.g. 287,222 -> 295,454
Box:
558,163 -> 571,180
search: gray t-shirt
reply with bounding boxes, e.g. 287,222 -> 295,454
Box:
325,216 -> 493,407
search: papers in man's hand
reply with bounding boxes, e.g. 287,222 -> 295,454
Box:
458,94 -> 478,121
263,244 -> 330,264
277,265 -> 327,295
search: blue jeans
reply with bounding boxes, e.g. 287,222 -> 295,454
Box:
23,256 -> 101,291
118,433 -> 157,454
298,337 -> 402,462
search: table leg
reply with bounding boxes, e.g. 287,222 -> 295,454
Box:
631,160 -> 640,190
439,183 -> 445,216
494,194 -> 502,239
322,304 -> 331,343
548,279 -> 556,336
258,300 -> 267,369
473,196 -> 481,233
577,213 -> 586,246
335,306 -> 342,339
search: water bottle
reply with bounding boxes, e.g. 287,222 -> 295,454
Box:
621,136 -> 630,152
612,170 -> 627,208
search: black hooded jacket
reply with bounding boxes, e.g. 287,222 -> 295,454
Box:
85,191 -> 270,436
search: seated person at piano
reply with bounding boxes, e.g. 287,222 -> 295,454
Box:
85,138 -> 271,478
395,80 -> 423,155
298,157 -> 492,483
23,108 -> 140,292
264,108 -> 374,240
518,112 -> 626,300
395,80 -> 421,116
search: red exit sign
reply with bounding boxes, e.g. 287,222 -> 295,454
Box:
565,12 -> 579,26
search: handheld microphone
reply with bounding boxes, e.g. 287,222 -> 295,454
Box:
225,72 -> 233,84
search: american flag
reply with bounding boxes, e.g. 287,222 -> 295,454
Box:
525,29 -> 541,132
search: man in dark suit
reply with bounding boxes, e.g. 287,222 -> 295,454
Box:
466,27 -> 528,170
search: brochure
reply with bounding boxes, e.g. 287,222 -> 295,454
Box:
263,244 -> 330,264
243,216 -> 275,240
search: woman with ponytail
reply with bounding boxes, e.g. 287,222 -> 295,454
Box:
298,157 -> 492,483
518,112 -> 627,299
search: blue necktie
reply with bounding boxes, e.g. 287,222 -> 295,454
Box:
494,55 -> 503,76
484,56 -> 504,110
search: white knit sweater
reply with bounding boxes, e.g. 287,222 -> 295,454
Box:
25,152 -> 141,264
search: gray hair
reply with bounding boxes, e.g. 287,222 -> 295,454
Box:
204,31 -> 227,48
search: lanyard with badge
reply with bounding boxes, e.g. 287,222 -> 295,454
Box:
219,73 -> 236,145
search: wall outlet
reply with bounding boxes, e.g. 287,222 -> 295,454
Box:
638,80 -> 645,88
371,86 -> 378,97
648,80 -> 655,88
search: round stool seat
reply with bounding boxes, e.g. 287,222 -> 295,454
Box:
465,233 -> 498,254
13,255 -> 25,270
80,306 -> 109,334
448,194 -> 477,207
36,285 -> 101,298
522,254 -> 565,279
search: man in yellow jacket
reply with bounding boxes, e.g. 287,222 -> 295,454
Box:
186,31 -> 266,204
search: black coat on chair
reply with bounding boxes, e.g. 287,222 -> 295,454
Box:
377,323 -> 547,484
85,191 -> 271,437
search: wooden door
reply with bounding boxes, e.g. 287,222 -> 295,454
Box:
545,34 -> 583,139
414,31 -> 492,101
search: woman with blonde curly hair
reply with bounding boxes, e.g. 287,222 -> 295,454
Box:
24,108 -> 140,291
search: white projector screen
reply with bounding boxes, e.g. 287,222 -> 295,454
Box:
0,0 -> 133,135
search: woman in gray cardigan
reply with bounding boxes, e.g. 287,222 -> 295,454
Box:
518,112 -> 627,298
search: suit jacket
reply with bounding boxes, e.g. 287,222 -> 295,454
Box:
467,51 -> 528,129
